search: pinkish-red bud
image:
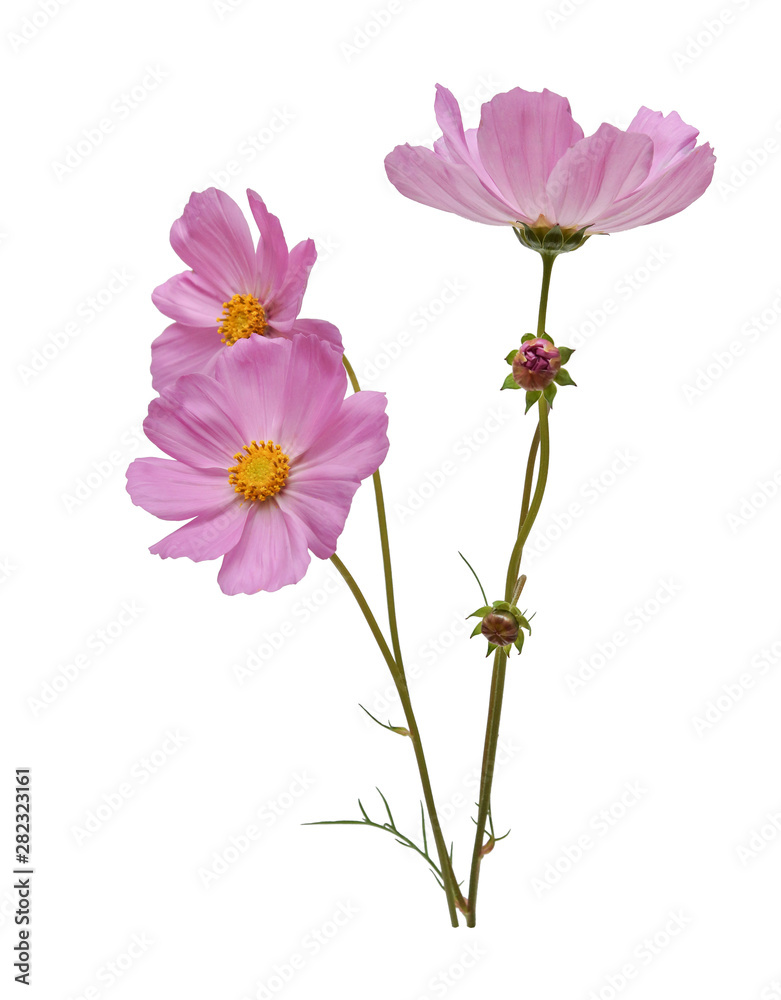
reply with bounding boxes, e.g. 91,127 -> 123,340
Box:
511,339 -> 561,391
481,612 -> 519,647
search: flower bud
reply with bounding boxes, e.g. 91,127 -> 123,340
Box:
480,612 -> 519,647
511,339 -> 561,391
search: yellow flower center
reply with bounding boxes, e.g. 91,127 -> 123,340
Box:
218,293 -> 269,346
228,441 -> 290,502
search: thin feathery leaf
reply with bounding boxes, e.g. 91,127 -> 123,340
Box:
458,551 -> 488,606
375,787 -> 395,829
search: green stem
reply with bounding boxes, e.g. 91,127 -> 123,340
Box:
537,253 -> 555,338
329,556 -> 464,926
466,253 -> 556,927
342,356 -> 404,674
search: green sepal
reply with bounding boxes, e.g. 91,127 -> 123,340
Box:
540,332 -> 554,343
501,373 -> 520,391
485,642 -> 498,658
561,225 -> 591,252
542,225 -> 564,253
513,633 -> 525,654
557,346 -> 575,365
554,368 -> 577,387
468,606 -> 493,619
525,390 -> 542,414
470,621 -> 484,638
492,600 -> 512,612
505,348 -> 519,364
543,382 -> 558,407
520,333 -> 535,344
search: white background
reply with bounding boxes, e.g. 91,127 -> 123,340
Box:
4,0 -> 781,996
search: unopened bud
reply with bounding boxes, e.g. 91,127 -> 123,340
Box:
511,339 -> 561,391
480,612 -> 518,647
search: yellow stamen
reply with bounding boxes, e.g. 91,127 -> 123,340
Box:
228,440 -> 289,502
218,293 -> 269,346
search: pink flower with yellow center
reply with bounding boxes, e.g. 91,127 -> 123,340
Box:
126,335 -> 389,595
150,188 -> 342,391
385,85 -> 715,237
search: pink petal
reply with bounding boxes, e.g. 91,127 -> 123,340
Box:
150,323 -> 222,392
145,374 -> 244,469
170,188 -> 257,294
385,143 -> 519,225
589,142 -> 715,233
151,500 -> 248,562
432,85 -> 503,197
127,457 -> 232,520
279,477 -> 360,559
246,189 -> 289,302
475,88 -> 584,223
294,389 -> 389,483
628,107 -> 700,179
212,335 -> 347,459
545,123 -> 653,229
217,500 -> 311,595
268,238 -> 317,328
152,271 -> 225,328
287,317 -> 343,349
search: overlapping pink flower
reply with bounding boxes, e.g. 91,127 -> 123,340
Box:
150,188 -> 342,390
127,335 -> 388,595
385,85 -> 715,235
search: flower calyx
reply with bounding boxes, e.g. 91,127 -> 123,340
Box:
512,222 -> 592,258
468,600 -> 532,657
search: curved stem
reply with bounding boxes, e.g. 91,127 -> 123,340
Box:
537,253 -> 555,338
329,554 -> 465,925
465,253 -> 556,927
342,356 -> 404,674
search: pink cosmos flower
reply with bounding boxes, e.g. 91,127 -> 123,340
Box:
126,335 -> 388,595
385,86 -> 715,236
150,188 -> 342,391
